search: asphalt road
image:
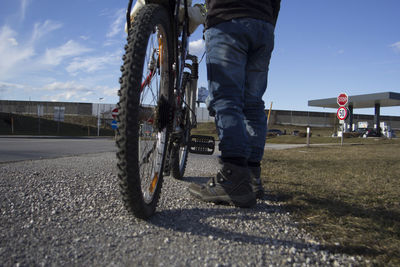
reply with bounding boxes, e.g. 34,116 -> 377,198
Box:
0,137 -> 367,266
0,136 -> 308,163
0,137 -> 117,163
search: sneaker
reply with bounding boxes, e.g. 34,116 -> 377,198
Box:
249,166 -> 265,199
188,162 -> 256,208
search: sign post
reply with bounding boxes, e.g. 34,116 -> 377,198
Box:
54,106 -> 65,134
111,108 -> 119,139
337,107 -> 348,146
37,104 -> 43,135
337,93 -> 348,146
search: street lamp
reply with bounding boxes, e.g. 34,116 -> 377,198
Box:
97,97 -> 104,136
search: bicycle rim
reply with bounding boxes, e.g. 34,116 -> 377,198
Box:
138,28 -> 169,205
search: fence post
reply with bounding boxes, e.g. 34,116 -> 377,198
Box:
11,116 -> 14,134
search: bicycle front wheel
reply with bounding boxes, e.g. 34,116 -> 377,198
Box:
116,4 -> 173,219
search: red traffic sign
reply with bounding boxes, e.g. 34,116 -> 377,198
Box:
337,93 -> 348,106
337,106 -> 348,120
112,108 -> 118,119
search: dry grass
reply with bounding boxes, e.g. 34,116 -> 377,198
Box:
194,122 -> 399,145
194,122 -> 400,264
191,122 -> 218,139
261,143 -> 400,266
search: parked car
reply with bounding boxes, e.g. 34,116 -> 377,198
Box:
292,130 -> 300,136
359,128 -> 380,137
354,128 -> 368,137
267,129 -> 283,136
387,129 -> 397,138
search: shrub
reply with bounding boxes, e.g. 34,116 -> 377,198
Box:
298,132 -> 312,138
343,132 -> 361,138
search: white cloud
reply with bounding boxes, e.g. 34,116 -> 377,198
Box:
0,80 -> 118,103
39,81 -> 117,102
0,22 -> 93,80
41,81 -> 94,101
0,26 -> 35,80
31,20 -> 63,42
8,37 -> 19,46
106,9 -> 125,38
0,81 -> 35,100
0,81 -> 26,93
66,52 -> 121,74
20,0 -> 32,21
390,41 -> 400,53
0,26 -> 19,48
189,38 -> 205,57
42,40 -> 92,66
102,86 -> 118,97
0,21 -> 66,80
0,6 -> 121,102
43,81 -> 90,92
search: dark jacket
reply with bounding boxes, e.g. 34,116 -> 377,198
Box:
205,0 -> 281,29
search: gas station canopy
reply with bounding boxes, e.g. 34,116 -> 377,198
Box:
308,92 -> 400,109
308,92 -> 400,136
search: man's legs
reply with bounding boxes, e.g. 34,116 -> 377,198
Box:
188,18 -> 275,206
189,19 -> 255,207
244,20 -> 275,163
205,20 -> 251,161
243,20 -> 275,198
205,18 -> 275,162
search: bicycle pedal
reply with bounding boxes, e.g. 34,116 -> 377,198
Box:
189,135 -> 215,155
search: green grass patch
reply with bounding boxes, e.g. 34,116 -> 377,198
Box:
262,143 -> 400,266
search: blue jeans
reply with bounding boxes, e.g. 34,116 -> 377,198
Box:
205,18 -> 275,162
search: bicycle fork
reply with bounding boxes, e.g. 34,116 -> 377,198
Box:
163,54 -> 214,176
185,55 -> 215,156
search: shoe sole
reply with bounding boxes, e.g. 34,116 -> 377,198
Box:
188,187 -> 256,208
252,184 -> 265,200
255,190 -> 264,199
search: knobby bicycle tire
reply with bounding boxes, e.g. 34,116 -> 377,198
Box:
170,109 -> 190,180
170,68 -> 198,180
116,4 -> 173,219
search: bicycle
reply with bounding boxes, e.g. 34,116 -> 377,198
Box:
116,0 -> 215,219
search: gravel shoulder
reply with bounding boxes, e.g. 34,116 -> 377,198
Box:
0,152 -> 366,266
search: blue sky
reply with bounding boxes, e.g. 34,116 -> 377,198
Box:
0,0 -> 399,115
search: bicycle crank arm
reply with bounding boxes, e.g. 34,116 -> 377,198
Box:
189,135 -> 215,155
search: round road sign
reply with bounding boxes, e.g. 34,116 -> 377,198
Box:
337,107 -> 348,120
111,120 -> 118,130
112,108 -> 118,119
337,93 -> 348,106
